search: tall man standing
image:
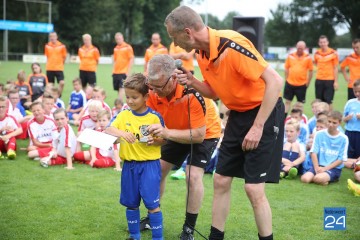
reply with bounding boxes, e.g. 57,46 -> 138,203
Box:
165,6 -> 284,240
314,35 -> 339,108
283,41 -> 313,117
112,32 -> 134,101
144,33 -> 168,74
78,34 -> 100,88
44,32 -> 67,96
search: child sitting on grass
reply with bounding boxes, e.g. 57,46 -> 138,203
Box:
281,119 -> 305,179
0,96 -> 23,159
301,111 -> 349,185
40,108 -> 77,170
73,110 -> 121,171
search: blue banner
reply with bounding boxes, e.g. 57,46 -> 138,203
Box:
0,20 -> 53,33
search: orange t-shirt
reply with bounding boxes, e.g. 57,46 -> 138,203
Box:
340,52 -> 360,88
204,98 -> 222,139
144,43 -> 168,64
314,48 -> 338,80
169,42 -> 195,71
196,28 -> 269,112
146,84 -> 205,131
44,41 -> 67,71
113,42 -> 134,74
78,45 -> 100,72
284,52 -> 313,86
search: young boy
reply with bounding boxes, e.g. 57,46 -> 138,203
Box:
289,108 -> 310,145
105,73 -> 165,240
112,98 -> 124,116
67,78 -> 87,122
343,79 -> 360,169
42,94 -> 58,119
74,110 -> 121,170
27,102 -> 58,160
301,111 -> 349,185
40,108 -> 77,169
0,96 -> 23,159
51,86 -> 65,109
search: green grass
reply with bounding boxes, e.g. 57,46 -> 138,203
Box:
0,61 -> 359,240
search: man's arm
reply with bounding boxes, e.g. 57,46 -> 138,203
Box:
148,124 -> 205,144
177,70 -> 218,99
242,66 -> 284,151
340,67 -> 350,83
127,56 -> 134,76
307,70 -> 313,87
333,65 -> 339,90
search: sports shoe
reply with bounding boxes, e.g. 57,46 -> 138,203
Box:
40,159 -> 49,168
347,179 -> 360,197
279,171 -> 286,179
139,216 -> 151,231
180,225 -> 194,240
171,168 -> 186,180
286,167 -> 298,179
7,149 -> 16,160
33,157 -> 40,161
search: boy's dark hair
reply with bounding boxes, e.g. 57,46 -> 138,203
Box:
316,117 -> 328,125
290,108 -> 302,116
53,108 -> 66,118
72,77 -> 82,85
124,73 -> 149,96
328,111 -> 342,122
353,79 -> 360,88
29,101 -> 42,110
31,62 -> 42,73
352,38 -> 360,45
43,93 -> 54,100
114,98 -> 124,106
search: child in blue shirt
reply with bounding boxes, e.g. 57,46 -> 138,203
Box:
301,111 -> 349,185
343,79 -> 360,169
66,78 -> 87,121
105,73 -> 165,240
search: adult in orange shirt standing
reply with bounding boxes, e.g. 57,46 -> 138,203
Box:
314,35 -> 339,108
144,33 -> 168,74
112,32 -> 134,101
165,6 -> 284,240
44,32 -> 67,96
283,40 -> 313,117
340,38 -> 360,100
169,42 -> 195,74
146,55 -> 221,239
78,34 -> 100,88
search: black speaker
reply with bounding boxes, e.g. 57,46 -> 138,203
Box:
233,17 -> 265,54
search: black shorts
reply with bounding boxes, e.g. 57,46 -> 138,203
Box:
348,88 -> 355,100
79,70 -> 96,88
345,130 -> 360,159
283,82 -> 307,103
161,138 -> 219,169
315,79 -> 334,104
216,98 -> 285,183
112,73 -> 127,90
46,71 -> 64,84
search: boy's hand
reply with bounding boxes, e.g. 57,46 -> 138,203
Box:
356,113 -> 360,120
89,159 -> 96,166
121,132 -> 136,143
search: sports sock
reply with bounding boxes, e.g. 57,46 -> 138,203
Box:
126,208 -> 141,240
258,233 -> 273,240
184,212 -> 198,230
149,211 -> 163,240
209,226 -> 224,240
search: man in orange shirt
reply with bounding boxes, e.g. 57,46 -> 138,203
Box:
44,32 -> 67,95
146,55 -> 221,239
314,35 -> 339,107
340,38 -> 360,100
166,6 -> 284,240
284,41 -> 313,116
169,42 -> 195,74
144,33 -> 168,74
112,32 -> 134,100
78,34 -> 100,88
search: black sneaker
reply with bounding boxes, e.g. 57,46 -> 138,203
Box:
179,225 -> 194,240
139,216 -> 151,231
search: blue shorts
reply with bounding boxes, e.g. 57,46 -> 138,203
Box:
67,112 -> 74,120
120,160 -> 161,210
307,167 -> 342,182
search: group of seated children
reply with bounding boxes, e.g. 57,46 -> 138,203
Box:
282,80 -> 360,190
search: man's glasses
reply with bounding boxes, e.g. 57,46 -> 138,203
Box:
146,76 -> 172,91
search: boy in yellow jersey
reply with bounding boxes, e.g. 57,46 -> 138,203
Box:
105,73 -> 165,240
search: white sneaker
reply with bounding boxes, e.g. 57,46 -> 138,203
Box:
33,157 -> 40,161
40,160 -> 49,168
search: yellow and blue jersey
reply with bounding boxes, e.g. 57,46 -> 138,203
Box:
111,107 -> 164,161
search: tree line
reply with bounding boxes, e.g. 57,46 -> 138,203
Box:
0,0 -> 358,57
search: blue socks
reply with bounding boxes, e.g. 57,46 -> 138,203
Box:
149,211 -> 163,240
126,208 -> 141,240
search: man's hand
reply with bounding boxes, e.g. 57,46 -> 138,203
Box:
242,124 -> 263,151
148,124 -> 169,139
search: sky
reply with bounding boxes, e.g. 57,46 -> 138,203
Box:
184,0 -> 292,21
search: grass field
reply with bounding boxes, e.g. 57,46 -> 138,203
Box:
0,61 -> 359,240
